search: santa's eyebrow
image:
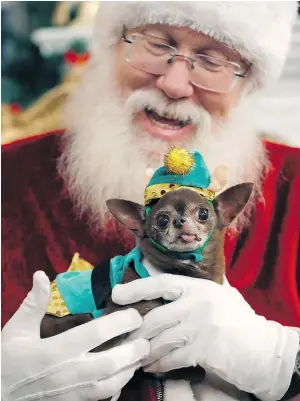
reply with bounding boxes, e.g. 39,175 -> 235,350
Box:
142,27 -> 177,45
159,28 -> 226,53
195,46 -> 235,63
163,33 -> 177,46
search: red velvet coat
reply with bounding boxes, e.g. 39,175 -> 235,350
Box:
2,131 -> 300,328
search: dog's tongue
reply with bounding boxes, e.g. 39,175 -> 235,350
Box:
181,234 -> 196,243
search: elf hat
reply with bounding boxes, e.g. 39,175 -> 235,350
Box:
93,1 -> 297,92
144,146 -> 219,206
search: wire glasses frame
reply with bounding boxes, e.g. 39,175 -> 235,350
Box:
122,28 -> 251,94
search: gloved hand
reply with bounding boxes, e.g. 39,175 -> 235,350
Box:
2,271 -> 150,401
112,274 -> 299,401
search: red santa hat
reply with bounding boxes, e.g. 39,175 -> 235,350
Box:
92,1 -> 298,92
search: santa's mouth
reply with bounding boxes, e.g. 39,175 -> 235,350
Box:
145,107 -> 191,129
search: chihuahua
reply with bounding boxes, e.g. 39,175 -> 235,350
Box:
41,183 -> 253,384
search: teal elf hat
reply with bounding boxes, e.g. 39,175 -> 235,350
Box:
144,146 -> 215,206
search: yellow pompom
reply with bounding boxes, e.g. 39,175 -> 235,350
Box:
164,146 -> 194,175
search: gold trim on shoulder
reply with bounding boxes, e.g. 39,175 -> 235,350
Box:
144,184 -> 215,205
67,252 -> 94,272
46,253 -> 94,317
47,280 -> 70,317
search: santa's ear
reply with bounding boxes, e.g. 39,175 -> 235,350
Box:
213,183 -> 253,227
106,199 -> 145,237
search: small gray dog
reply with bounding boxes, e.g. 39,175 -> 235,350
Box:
41,183 -> 253,383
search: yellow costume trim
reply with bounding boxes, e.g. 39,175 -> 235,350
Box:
47,280 -> 70,317
144,184 -> 215,205
66,252 -> 94,272
46,253 -> 94,317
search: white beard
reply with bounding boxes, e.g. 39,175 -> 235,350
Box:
59,53 -> 268,233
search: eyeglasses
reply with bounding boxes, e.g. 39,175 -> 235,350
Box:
122,30 -> 251,94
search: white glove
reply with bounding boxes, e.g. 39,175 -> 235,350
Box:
112,274 -> 299,401
2,271 -> 150,401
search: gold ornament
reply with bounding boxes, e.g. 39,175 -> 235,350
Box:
164,146 -> 194,175
1,63 -> 86,145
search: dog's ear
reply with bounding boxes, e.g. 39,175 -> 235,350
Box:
213,183 -> 253,227
106,199 -> 145,237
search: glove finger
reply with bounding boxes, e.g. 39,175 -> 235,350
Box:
129,302 -> 181,341
143,347 -> 191,373
141,325 -> 187,366
112,275 -> 182,305
54,309 -> 143,356
81,338 -> 150,380
86,362 -> 140,400
129,318 -> 180,342
2,271 -> 50,339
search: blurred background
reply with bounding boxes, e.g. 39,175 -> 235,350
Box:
1,1 -> 98,144
1,1 -> 300,147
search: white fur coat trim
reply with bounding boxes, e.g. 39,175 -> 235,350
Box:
163,375 -> 253,401
164,380 -> 196,401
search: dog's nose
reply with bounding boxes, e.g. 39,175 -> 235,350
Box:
173,217 -> 186,228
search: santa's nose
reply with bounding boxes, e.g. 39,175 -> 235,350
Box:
156,58 -> 194,100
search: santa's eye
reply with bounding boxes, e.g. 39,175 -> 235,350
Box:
198,208 -> 208,221
156,214 -> 170,228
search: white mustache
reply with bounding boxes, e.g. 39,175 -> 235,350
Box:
125,88 -> 205,125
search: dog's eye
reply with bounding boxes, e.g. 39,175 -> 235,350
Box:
156,214 -> 170,228
198,208 -> 208,221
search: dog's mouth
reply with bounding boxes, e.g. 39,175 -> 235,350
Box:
180,234 -> 196,243
178,233 -> 201,244
169,232 -> 201,245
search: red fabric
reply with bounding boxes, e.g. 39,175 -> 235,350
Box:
2,133 -> 300,327
1,132 -> 134,327
224,141 -> 300,326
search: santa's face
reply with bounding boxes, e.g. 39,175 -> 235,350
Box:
114,25 -> 247,145
61,24 -> 266,229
